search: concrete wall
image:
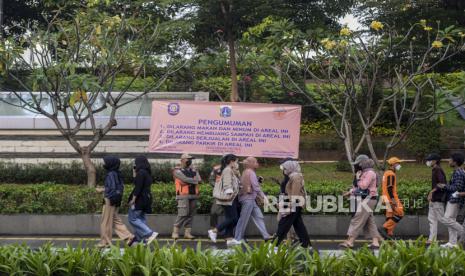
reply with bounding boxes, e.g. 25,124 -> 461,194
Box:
0,214 -> 448,238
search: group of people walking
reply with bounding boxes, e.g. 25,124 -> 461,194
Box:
205,154 -> 310,247
95,151 -> 465,250
340,152 -> 465,249
96,155 -> 158,248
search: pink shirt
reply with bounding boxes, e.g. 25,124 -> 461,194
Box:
351,169 -> 378,197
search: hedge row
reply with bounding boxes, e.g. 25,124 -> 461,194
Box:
0,161 -> 217,185
0,241 -> 463,275
0,181 -> 431,215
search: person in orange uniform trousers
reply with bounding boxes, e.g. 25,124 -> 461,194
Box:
381,157 -> 404,239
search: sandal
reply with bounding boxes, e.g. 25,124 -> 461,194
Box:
369,243 -> 380,249
95,243 -> 110,249
339,241 -> 354,249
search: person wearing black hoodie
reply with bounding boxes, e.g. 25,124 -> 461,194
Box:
96,156 -> 135,248
128,156 -> 158,245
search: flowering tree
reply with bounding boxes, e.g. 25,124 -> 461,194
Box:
0,4 -> 185,186
244,18 -> 465,167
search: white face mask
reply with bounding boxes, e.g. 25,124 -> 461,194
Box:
395,164 -> 401,171
279,165 -> 284,171
426,161 -> 433,167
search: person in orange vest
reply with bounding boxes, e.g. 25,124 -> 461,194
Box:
172,153 -> 201,239
380,157 -> 404,239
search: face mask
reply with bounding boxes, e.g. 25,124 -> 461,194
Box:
232,162 -> 239,169
426,161 -> 432,167
395,164 -> 401,171
186,160 -> 192,167
279,165 -> 284,171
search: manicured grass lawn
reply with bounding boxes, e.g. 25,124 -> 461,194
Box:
256,162 -> 454,185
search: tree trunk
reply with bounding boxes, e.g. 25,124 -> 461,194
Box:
365,131 -> 381,168
343,121 -> 355,172
227,32 -> 239,102
81,146 -> 97,187
220,1 -> 239,102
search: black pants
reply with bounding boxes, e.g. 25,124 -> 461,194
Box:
210,201 -> 224,228
217,197 -> 239,238
275,207 -> 310,248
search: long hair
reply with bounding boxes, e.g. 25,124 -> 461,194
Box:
220,154 -> 238,173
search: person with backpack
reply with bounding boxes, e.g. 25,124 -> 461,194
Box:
228,157 -> 271,246
209,163 -> 224,230
208,154 -> 240,245
380,157 -> 404,239
425,153 -> 447,244
172,153 -> 201,240
340,155 -> 382,249
437,153 -> 465,248
96,156 -> 135,248
127,156 -> 158,245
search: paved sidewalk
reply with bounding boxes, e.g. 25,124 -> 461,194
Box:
0,236 -> 438,250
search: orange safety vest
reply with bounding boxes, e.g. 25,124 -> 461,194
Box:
174,169 -> 200,196
382,169 -> 400,204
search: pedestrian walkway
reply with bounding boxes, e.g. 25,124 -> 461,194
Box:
0,236 -> 443,251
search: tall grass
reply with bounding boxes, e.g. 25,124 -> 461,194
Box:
0,240 -> 464,275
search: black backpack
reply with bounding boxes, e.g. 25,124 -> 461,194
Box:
108,171 -> 124,207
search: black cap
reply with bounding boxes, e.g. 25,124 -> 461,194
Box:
425,153 -> 441,161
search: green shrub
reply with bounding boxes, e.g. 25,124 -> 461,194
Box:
300,120 -> 333,135
405,120 -> 441,161
0,161 -> 214,185
300,121 -> 398,137
1,239 -> 465,275
0,181 -> 429,215
335,160 -> 352,172
371,125 -> 398,136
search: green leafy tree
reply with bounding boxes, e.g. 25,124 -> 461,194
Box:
186,0 -> 353,102
355,0 -> 465,70
243,17 -> 465,167
0,2 -> 185,186
2,0 -> 46,37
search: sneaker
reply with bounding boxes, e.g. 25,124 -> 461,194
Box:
440,242 -> 459,249
208,230 -> 217,243
226,239 -> 242,246
146,232 -> 159,245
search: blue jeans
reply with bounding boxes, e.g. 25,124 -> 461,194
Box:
128,208 -> 153,241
